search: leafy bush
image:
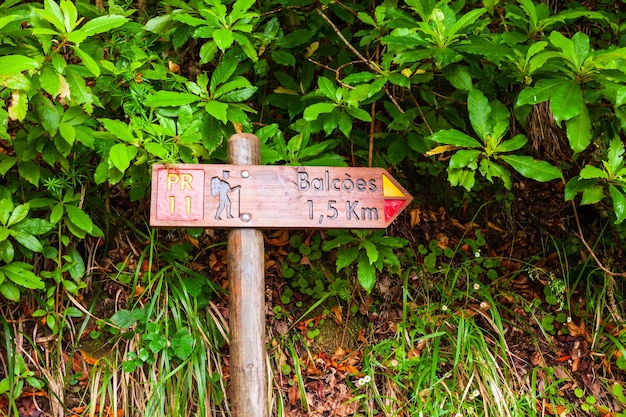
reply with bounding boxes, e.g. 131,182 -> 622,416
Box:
1,0 -> 626,294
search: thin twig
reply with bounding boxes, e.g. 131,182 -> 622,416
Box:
571,201 -> 626,278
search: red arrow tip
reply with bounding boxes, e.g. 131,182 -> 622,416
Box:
384,199 -> 406,222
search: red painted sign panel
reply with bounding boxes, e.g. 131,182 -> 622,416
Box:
150,164 -> 412,229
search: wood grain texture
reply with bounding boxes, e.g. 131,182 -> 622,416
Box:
150,165 -> 412,229
227,134 -> 268,417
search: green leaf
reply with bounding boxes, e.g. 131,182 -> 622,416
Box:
550,81 -> 583,124
145,91 -> 200,107
210,59 -> 238,92
17,161 -> 40,187
303,102 -> 336,121
171,332 -> 195,360
607,138 -> 625,176
517,79 -> 563,106
213,28 -> 234,51
13,218 -> 53,235
8,90 -> 27,121
579,165 -> 607,180
335,246 -> 359,271
43,0 -> 66,32
7,204 -> 29,227
0,199 -> 12,227
0,282 -> 20,301
345,106 -> 372,122
449,149 -> 481,169
65,205 -> 94,233
109,143 -> 134,172
317,77 -> 337,101
59,122 -> 76,145
496,134 -> 527,153
72,46 -> 100,76
565,104 -> 591,154
67,247 -> 85,279
270,50 -> 295,66
81,15 -> 127,36
500,154 -> 563,182
33,94 -> 60,136
429,129 -> 482,148
0,55 -> 41,77
10,231 -> 43,252
581,185 -> 604,205
110,309 -> 136,329
99,118 -> 135,143
2,263 -> 43,289
468,88 -> 492,141
60,0 -> 78,32
610,185 -> 626,224
480,159 -> 512,189
205,101 -> 229,124
360,240 -> 379,264
357,253 -> 376,293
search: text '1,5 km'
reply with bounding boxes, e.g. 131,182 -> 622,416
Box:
149,164 -> 412,229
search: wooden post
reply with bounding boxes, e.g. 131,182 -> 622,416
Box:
227,133 -> 268,417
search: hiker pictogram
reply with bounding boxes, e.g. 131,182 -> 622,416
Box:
211,170 -> 241,220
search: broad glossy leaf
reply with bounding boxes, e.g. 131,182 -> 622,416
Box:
13,218 -> 53,235
145,91 -> 200,107
67,247 -> 85,279
10,231 -> 43,252
99,118 -> 134,143
500,154 -> 563,182
18,161 -> 40,186
33,93 -> 60,135
610,185 -> 626,224
318,77 -> 337,101
220,86 -> 257,102
72,46 -> 100,76
430,129 -> 482,148
579,165 -> 607,180
205,101 -> 229,123
210,59 -> 238,92
213,28 -> 234,51
303,102 -> 336,121
60,0 -> 78,32
360,240 -> 379,264
2,263 -> 43,289
496,134 -> 527,153
357,253 -> 376,293
564,177 -> 595,201
65,205 -> 94,233
7,204 -> 29,227
581,185 -> 604,205
480,159 -> 512,189
8,90 -> 27,121
565,104 -> 591,154
550,81 -> 582,124
606,138 -> 625,176
517,79 -> 565,106
109,143 -> 133,172
0,282 -> 20,301
449,149 -> 481,169
81,15 -> 127,36
345,106 -> 371,122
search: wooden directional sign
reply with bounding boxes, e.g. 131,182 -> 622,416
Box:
150,164 -> 412,229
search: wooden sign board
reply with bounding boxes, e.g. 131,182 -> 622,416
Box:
150,164 -> 412,229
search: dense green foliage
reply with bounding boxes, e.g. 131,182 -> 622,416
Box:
1,0 -> 625,300
2,0 -> 626,415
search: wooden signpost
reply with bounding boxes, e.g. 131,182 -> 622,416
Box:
149,133 -> 412,417
150,165 -> 411,229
